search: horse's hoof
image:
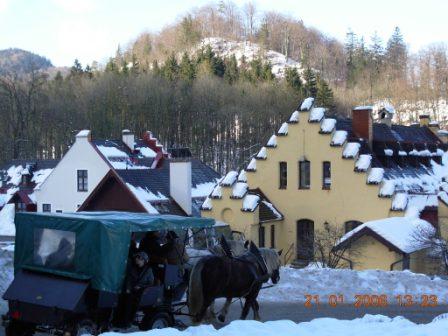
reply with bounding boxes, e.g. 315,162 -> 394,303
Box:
218,315 -> 225,323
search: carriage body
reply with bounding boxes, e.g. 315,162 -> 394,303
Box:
2,212 -> 214,335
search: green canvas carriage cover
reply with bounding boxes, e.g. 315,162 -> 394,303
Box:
14,212 -> 214,293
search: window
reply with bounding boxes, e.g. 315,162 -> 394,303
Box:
34,228 -> 76,270
322,161 -> 331,189
77,170 -> 88,192
16,202 -> 26,212
21,174 -> 30,185
270,225 -> 276,248
259,226 -> 265,247
299,160 -> 310,189
344,220 -> 362,233
42,204 -> 51,212
279,162 -> 287,189
56,210 -> 63,213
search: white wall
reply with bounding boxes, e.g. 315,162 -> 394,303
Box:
35,133 -> 110,213
169,160 -> 192,215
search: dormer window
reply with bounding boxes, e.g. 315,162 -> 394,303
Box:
21,174 -> 30,186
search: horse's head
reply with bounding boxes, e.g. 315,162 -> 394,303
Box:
259,248 -> 282,284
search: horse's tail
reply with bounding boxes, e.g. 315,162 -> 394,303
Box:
188,257 -> 205,321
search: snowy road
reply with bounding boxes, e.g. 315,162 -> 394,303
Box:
0,302 -> 447,335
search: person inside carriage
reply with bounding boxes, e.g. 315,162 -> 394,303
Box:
139,230 -> 176,283
113,251 -> 154,328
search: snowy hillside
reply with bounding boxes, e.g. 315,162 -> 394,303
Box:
198,37 -> 303,78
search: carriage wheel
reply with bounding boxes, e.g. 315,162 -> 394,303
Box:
139,311 -> 174,330
74,319 -> 98,336
5,320 -> 35,336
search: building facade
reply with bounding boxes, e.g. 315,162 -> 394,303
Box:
201,98 -> 448,273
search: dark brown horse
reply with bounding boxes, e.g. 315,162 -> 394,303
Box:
187,245 -> 281,323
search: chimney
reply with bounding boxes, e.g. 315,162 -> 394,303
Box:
169,157 -> 192,216
76,130 -> 91,142
419,115 -> 431,128
352,106 -> 373,146
122,129 -> 135,151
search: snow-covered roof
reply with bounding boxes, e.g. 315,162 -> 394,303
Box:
136,146 -> 157,158
300,97 -> 314,111
379,180 -> 395,197
309,107 -> 325,122
246,158 -> 257,171
256,147 -> 267,159
238,170 -> 247,182
331,130 -> 347,146
391,193 -> 408,211
339,216 -> 434,254
354,105 -> 373,110
367,168 -> 384,184
76,130 -> 91,137
31,169 -> 53,190
221,171 -> 238,186
211,185 -> 222,198
289,111 -> 299,123
261,200 -> 283,220
242,194 -> 260,211
266,135 -> 277,147
201,197 -> 212,210
125,183 -> 161,214
320,118 -> 336,133
191,182 -> 217,198
384,149 -> 394,156
277,122 -> 288,135
232,182 -> 248,198
343,142 -> 361,159
355,155 -> 372,172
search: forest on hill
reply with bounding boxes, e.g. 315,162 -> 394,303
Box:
1,1 -> 448,172
0,48 -> 52,75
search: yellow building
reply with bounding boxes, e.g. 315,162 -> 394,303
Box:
201,98 -> 448,273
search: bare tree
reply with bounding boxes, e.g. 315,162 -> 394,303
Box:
243,1 -> 257,42
412,226 -> 448,274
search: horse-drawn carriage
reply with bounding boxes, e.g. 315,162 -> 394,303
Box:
2,212 -> 215,335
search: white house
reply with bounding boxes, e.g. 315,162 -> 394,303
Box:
35,130 -> 111,213
35,129 -> 220,215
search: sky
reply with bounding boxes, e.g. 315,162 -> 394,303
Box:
1,0 -> 447,67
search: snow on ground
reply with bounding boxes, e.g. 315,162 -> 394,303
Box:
0,247 -> 14,313
259,266 -> 448,303
101,315 -> 448,336
0,204 -> 15,236
199,37 -> 303,79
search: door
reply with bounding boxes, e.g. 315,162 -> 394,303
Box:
296,219 -> 314,261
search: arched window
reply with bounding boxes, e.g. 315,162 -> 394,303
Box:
344,220 -> 363,233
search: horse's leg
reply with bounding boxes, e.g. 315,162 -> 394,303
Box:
240,297 -> 252,320
207,300 -> 217,320
217,297 -> 232,323
252,299 -> 261,321
196,297 -> 214,324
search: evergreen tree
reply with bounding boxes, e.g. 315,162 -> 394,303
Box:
70,59 -> 84,76
130,54 -> 140,75
285,67 -> 302,93
84,65 -> 93,79
386,26 -> 407,78
345,29 -> 358,86
303,67 -> 318,97
262,62 -> 275,81
105,57 -> 118,73
179,14 -> 201,47
179,52 -> 196,81
152,60 -> 161,76
249,57 -> 263,81
316,77 -> 334,108
224,55 -> 239,84
161,53 -> 179,81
